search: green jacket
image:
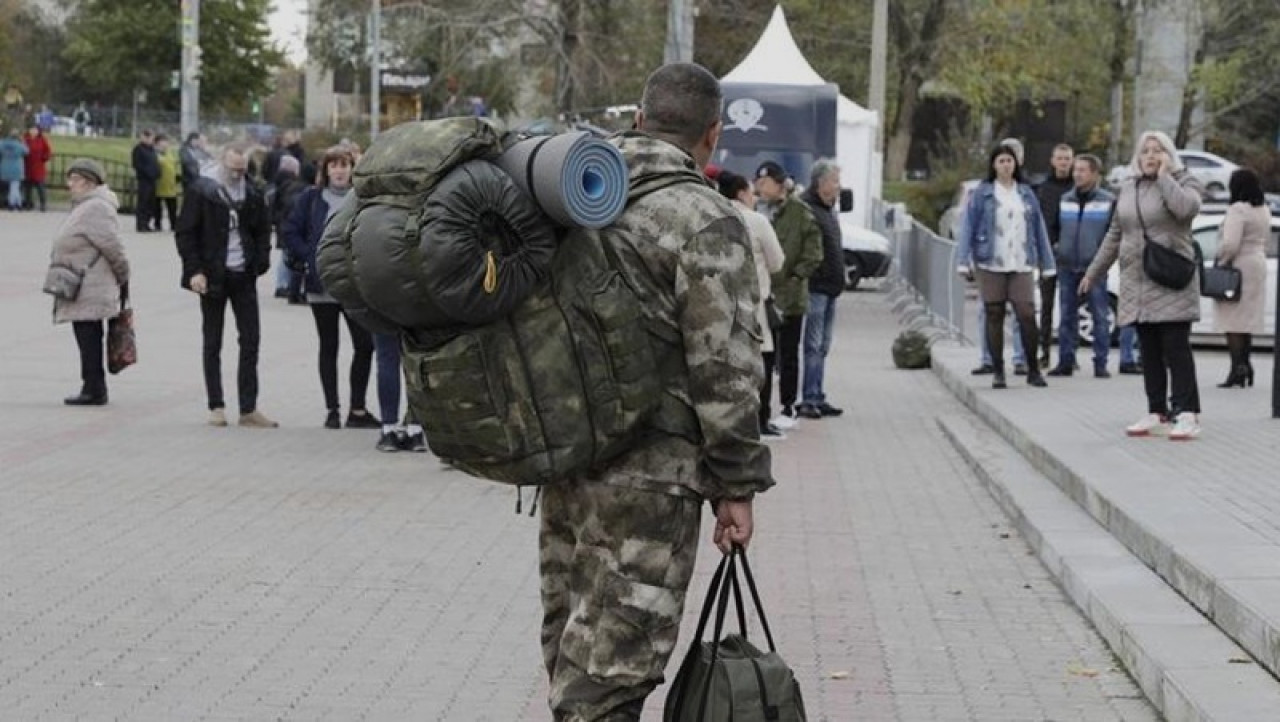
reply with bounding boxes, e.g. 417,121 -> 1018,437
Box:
767,194 -> 822,316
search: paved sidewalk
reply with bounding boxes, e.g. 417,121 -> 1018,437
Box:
0,210 -> 1153,720
932,309 -> 1280,717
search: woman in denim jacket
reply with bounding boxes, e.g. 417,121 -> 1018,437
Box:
956,143 -> 1057,389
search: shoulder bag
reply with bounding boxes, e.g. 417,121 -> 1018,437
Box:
1136,182 -> 1197,291
42,251 -> 102,301
665,545 -> 806,722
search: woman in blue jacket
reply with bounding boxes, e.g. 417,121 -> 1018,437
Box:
282,145 -> 377,430
956,143 -> 1057,389
0,129 -> 28,210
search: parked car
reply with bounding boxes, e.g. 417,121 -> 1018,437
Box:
1075,213 -> 1279,347
840,219 -> 892,290
1106,150 -> 1239,193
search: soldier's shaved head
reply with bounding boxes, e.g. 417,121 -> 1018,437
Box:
638,63 -> 723,168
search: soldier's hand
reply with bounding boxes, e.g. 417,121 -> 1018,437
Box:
713,499 -> 754,554
190,273 -> 207,295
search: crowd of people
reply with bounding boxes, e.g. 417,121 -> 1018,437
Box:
709,157 -> 848,442
49,127 -> 428,453
0,124 -> 54,212
956,132 -> 1271,442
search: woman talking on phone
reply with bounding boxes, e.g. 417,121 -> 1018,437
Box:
1081,131 -> 1203,440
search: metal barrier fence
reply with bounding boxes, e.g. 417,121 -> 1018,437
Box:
47,155 -> 139,214
872,198 -> 968,341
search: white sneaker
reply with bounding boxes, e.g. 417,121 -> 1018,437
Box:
1168,412 -> 1200,441
208,409 -> 228,427
1125,413 -> 1168,437
771,414 -> 799,431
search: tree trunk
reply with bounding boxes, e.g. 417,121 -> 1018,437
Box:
1175,44 -> 1205,148
1107,0 -> 1132,165
885,73 -> 922,181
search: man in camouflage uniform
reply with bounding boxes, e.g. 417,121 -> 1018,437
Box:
540,63 -> 775,721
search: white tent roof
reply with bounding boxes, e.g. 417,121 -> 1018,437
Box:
722,6 -> 877,127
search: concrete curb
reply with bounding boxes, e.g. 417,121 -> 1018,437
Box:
937,411 -> 1280,721
930,339 -> 1280,690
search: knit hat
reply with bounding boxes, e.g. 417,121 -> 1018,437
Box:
755,160 -> 787,184
66,158 -> 106,185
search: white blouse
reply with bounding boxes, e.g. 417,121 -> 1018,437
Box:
980,182 -> 1031,273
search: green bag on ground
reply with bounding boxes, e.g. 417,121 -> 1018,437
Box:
892,329 -> 933,369
666,547 -> 806,722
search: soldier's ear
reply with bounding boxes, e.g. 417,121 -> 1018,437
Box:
633,111 -> 646,132
705,119 -> 723,156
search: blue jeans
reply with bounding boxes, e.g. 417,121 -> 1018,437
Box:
6,180 -> 20,208
978,305 -> 1025,365
1056,269 -> 1111,368
274,249 -> 292,292
802,292 -> 838,404
373,333 -> 402,426
1119,325 -> 1139,365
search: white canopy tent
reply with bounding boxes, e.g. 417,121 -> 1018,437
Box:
722,5 -> 882,228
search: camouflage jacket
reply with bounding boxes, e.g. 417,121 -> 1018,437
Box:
766,193 -> 823,316
576,133 -> 775,501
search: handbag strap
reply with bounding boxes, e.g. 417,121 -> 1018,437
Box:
737,542 -> 773,655
696,552 -> 738,722
1133,180 -> 1150,241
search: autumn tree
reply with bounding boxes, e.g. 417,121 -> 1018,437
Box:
62,0 -> 283,112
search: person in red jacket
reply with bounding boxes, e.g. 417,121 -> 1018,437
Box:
23,125 -> 52,212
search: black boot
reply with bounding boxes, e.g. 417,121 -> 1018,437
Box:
1018,311 -> 1047,387
64,383 -> 108,406
992,364 -> 1007,389
1219,333 -> 1247,388
985,302 -> 1007,389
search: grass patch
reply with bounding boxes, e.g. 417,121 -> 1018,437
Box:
46,135 -> 134,165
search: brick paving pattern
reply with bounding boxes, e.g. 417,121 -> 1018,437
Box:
0,212 -> 1154,720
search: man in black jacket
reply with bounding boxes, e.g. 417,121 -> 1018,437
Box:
798,159 -> 846,419
176,145 -> 278,429
131,130 -> 160,232
1034,143 -> 1074,368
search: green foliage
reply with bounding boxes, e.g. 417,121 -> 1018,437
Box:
62,0 -> 283,112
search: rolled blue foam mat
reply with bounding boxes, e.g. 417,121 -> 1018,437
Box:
496,131 -> 627,229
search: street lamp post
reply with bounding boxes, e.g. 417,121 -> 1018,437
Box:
180,0 -> 201,140
370,0 -> 381,138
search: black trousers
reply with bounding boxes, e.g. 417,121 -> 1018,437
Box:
1038,274 -> 1057,362
72,320 -> 106,394
200,272 -> 261,414
156,196 -> 178,231
759,351 -> 776,429
136,181 -> 156,231
23,180 -> 47,211
775,315 -> 804,410
310,302 -> 374,412
1136,321 -> 1200,415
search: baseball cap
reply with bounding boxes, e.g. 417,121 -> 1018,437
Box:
755,161 -> 787,184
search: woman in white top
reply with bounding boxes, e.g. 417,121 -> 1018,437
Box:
955,143 -> 1057,389
718,171 -> 787,437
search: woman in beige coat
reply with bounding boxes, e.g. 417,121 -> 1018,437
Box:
1213,168 -> 1269,388
1082,131 -> 1203,440
49,159 -> 130,405
718,171 -> 787,438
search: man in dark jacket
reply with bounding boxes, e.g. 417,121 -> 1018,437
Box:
131,130 -> 160,232
176,145 -> 277,429
266,155 -> 309,301
798,159 -> 845,419
1034,143 -> 1074,368
179,132 -> 212,190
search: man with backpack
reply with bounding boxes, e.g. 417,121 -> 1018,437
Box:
539,63 -> 774,720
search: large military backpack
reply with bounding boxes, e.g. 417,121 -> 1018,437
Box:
318,119 -> 695,486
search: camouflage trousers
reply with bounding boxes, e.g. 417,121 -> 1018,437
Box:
540,479 -> 702,721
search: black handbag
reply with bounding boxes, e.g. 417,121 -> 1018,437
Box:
1201,262 -> 1242,301
1135,183 -> 1196,291
664,546 -> 806,722
764,297 -> 784,331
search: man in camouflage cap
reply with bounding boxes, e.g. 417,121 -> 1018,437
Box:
539,62 -> 775,720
